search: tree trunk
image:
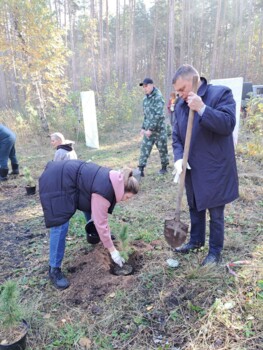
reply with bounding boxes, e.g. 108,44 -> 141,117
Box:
115,0 -> 120,80
179,0 -> 186,64
165,0 -> 175,101
217,0 -> 226,77
198,1 -> 205,73
243,1 -> 253,79
232,0 -> 238,76
35,80 -> 49,132
68,0 -> 77,90
150,0 -> 157,77
210,0 -> 222,78
99,0 -> 104,89
257,4 -> 263,74
186,0 -> 192,63
121,0 -> 127,82
105,0 -> 110,83
90,0 -> 95,18
0,63 -> 8,108
127,0 -> 135,89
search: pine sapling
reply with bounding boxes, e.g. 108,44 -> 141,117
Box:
23,167 -> 35,187
119,225 -> 133,261
0,280 -> 22,330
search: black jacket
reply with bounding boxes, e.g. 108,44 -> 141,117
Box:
39,160 -> 116,228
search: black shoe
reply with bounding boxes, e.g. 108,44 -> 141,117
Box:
49,267 -> 70,290
138,166 -> 145,177
175,241 -> 204,254
9,163 -> 19,175
201,253 -> 221,266
158,165 -> 168,175
0,168 -> 8,181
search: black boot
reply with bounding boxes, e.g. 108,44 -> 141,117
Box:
175,241 -> 204,254
138,166 -> 145,177
159,165 -> 168,175
0,168 -> 8,181
10,163 -> 19,175
49,267 -> 70,290
201,253 -> 221,266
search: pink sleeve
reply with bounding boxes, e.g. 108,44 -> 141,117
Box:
91,193 -> 114,249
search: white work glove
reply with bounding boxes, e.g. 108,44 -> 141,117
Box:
110,249 -> 125,267
173,159 -> 191,183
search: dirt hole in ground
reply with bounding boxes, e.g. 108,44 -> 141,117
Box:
62,240 -> 152,307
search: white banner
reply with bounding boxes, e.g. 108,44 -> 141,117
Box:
210,77 -> 243,146
80,91 -> 99,149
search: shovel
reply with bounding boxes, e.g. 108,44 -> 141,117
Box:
164,75 -> 199,248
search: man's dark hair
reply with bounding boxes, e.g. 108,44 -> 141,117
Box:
172,64 -> 200,84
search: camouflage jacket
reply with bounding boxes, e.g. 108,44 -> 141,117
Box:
141,87 -> 165,132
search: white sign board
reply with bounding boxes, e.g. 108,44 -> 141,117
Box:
210,77 -> 243,146
80,91 -> 99,149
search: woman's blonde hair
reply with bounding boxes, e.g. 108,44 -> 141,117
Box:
50,132 -> 65,144
122,168 -> 139,194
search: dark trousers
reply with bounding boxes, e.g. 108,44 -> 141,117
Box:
185,172 -> 225,255
189,205 -> 225,255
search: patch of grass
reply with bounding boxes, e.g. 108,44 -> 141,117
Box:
93,333 -> 114,349
185,264 -> 222,282
169,309 -> 180,321
257,280 -> 263,299
134,228 -> 159,243
68,211 -> 86,238
52,323 -> 85,348
243,320 -> 255,338
187,301 -> 206,316
236,140 -> 263,161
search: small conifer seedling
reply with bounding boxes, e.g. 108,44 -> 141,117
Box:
118,225 -> 133,261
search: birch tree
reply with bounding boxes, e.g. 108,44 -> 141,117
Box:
0,0 -> 70,131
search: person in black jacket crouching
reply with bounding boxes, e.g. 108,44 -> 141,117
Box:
39,160 -> 139,290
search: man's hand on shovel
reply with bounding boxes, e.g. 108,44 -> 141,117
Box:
164,75 -> 199,249
173,159 -> 191,183
187,92 -> 205,112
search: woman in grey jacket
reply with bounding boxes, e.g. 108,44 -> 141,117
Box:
50,132 -> 77,161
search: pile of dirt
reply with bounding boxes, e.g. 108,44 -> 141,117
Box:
61,240 -> 157,307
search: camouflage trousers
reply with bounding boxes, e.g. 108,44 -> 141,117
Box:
138,128 -> 169,167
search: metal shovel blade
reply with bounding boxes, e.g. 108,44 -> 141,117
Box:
164,218 -> 188,248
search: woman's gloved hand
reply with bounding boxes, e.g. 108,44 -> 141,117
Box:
173,159 -> 191,183
110,249 -> 125,267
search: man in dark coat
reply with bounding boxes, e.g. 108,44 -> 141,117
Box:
172,64 -> 239,265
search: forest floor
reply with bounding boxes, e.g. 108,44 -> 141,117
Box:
0,122 -> 262,350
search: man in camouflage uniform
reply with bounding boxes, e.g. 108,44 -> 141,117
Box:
137,78 -> 169,177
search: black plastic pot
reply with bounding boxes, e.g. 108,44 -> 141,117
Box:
111,263 -> 134,276
85,221 -> 116,244
0,319 -> 28,350
85,221 -> 100,244
25,186 -> 36,195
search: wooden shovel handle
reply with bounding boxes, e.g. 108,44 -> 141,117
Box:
175,75 -> 199,220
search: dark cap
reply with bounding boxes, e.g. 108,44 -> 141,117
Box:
139,78 -> 154,86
